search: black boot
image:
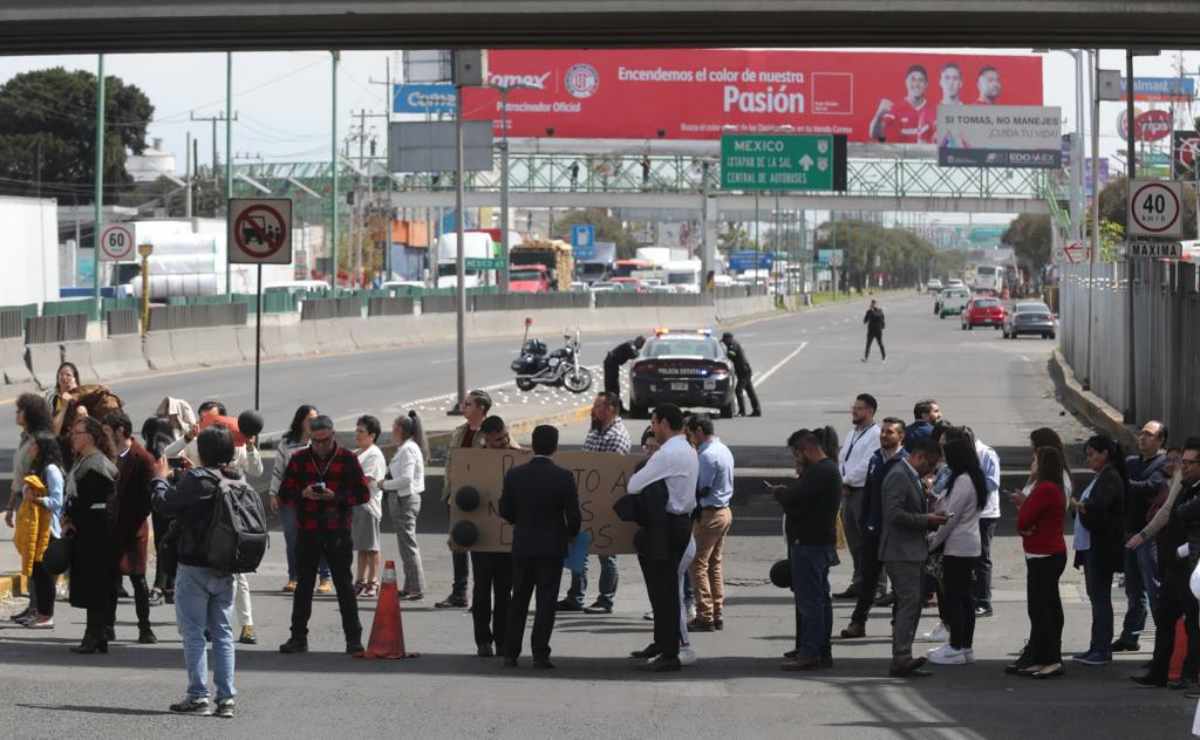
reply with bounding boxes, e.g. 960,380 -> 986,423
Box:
70,630 -> 108,655
139,625 -> 158,644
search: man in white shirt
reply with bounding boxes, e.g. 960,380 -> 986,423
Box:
626,403 -> 698,672
835,393 -> 882,600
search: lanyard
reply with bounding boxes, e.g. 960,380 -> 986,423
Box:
845,424 -> 875,460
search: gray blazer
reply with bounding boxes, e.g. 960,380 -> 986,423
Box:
879,462 -> 930,563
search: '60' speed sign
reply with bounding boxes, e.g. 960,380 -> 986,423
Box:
1128,179 -> 1183,239
98,223 -> 135,262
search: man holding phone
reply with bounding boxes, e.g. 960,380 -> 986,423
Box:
276,415 -> 371,656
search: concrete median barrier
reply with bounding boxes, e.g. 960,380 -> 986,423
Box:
169,326 -> 244,369
88,335 -> 148,382
351,315 -> 422,351
313,318 -> 359,355
1,337 -> 33,386
234,326 -> 259,363
60,340 -> 100,385
259,324 -> 307,360
26,342 -> 62,390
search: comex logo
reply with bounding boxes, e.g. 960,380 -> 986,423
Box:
489,72 -> 552,90
564,63 -> 600,99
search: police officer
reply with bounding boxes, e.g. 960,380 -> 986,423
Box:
720,332 -> 761,417
604,336 -> 645,406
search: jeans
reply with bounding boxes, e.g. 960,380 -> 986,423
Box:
1119,540 -> 1159,643
566,555 -> 619,608
942,555 -> 978,649
790,544 -> 835,660
471,552 -> 513,650
678,537 -> 696,644
279,505 -> 329,582
174,564 -> 235,702
1026,553 -> 1066,665
388,494 -> 425,595
290,530 -> 360,643
691,508 -> 733,622
974,518 -> 998,611
1082,549 -> 1115,657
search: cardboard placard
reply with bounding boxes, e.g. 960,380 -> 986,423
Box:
447,449 -> 642,555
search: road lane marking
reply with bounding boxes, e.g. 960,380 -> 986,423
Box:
755,341 -> 808,387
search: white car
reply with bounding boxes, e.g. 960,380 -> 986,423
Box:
927,278 -> 943,292
938,288 -> 971,319
946,278 -> 965,289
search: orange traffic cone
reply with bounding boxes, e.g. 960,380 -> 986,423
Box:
356,560 -> 418,659
1169,617 -> 1188,681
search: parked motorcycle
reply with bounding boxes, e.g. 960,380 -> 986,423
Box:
511,318 -> 593,393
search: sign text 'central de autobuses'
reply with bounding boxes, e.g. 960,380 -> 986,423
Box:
720,134 -> 847,191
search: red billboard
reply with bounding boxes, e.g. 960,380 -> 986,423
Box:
463,49 -> 1044,143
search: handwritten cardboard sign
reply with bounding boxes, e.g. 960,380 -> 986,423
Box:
447,449 -> 642,555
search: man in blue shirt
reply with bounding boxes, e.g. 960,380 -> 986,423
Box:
686,415 -> 735,631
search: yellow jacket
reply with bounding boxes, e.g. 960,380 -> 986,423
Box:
13,476 -> 51,577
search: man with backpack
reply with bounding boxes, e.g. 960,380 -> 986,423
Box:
276,415 -> 371,656
150,424 -> 265,719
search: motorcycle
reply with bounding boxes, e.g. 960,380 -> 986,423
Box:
511,319 -> 593,394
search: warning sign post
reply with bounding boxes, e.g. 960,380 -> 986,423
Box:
227,197 -> 294,410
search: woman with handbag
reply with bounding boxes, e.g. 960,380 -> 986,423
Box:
17,432 -> 66,629
63,416 -> 119,654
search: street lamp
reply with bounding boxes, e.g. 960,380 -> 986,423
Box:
491,82 -> 537,293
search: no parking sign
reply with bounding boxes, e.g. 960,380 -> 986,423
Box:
228,198 -> 293,265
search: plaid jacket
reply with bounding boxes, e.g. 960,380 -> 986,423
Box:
583,420 -> 632,454
278,443 -> 369,532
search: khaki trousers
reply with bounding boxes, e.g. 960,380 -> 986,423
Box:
690,507 -> 733,622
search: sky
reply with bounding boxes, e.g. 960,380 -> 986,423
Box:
1,46 -> 1198,229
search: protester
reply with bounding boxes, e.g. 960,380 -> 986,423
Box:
471,415 -> 518,657
1070,434 -> 1127,667
6,393 -> 54,624
64,415 -> 119,654
46,361 -> 82,432
685,414 -> 735,632
352,415 -> 387,599
1009,446 -> 1069,679
102,411 -> 157,645
437,390 -> 490,609
842,417 -> 907,638
277,415 -> 369,655
500,425 -> 582,668
774,427 -> 841,670
1132,437 -> 1200,689
16,431 -> 64,629
382,411 -> 427,600
1115,420 -> 1169,652
561,392 -> 630,615
149,425 -> 241,718
720,332 -> 761,417
862,300 -> 887,363
271,405 -> 329,594
880,436 -> 945,677
836,393 -> 882,602
925,431 -> 985,665
626,403 -> 698,672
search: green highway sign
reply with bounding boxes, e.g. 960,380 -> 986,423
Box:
720,133 -> 847,192
465,257 -> 505,270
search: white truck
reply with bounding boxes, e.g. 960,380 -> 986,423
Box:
663,259 -> 702,293
434,231 -> 497,289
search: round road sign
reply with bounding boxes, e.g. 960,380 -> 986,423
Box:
99,223 -> 135,261
1129,181 -> 1181,236
233,204 -> 288,260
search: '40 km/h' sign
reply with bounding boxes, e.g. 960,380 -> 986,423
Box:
1127,179 -> 1184,238
720,133 -> 847,192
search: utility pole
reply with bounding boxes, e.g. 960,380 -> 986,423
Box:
225,51 -> 234,295
1124,48 -> 1137,423
185,131 -> 193,219
190,110 -> 237,175
369,58 -> 395,280
331,50 -> 340,289
93,53 -> 106,303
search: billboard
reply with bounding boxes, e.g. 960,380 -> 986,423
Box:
937,105 -> 1063,168
393,83 -> 456,115
1120,76 -> 1196,103
462,49 -> 1043,142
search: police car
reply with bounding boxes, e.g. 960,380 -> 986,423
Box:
627,329 -> 736,419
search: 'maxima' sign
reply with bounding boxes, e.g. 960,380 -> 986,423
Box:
1127,240 -> 1182,259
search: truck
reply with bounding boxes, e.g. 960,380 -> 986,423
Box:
509,239 -> 574,292
663,259 -> 702,294
434,231 -> 496,289
575,240 -> 616,285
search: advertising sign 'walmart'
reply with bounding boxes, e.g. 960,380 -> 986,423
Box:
720,133 -> 847,192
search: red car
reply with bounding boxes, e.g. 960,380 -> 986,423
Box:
961,296 -> 1006,330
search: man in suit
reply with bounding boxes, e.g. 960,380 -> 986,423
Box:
879,436 -> 945,678
499,425 -> 581,669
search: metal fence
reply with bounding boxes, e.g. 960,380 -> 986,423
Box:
1060,260 -> 1200,436
595,292 -> 713,309
367,297 -> 416,317
0,308 -> 22,339
300,298 -> 362,320
26,314 -> 87,344
148,303 -> 248,332
472,292 -> 590,312
106,309 -> 140,336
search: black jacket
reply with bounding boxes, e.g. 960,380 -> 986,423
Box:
723,340 -> 752,375
614,479 -> 687,561
1078,465 -> 1126,573
776,458 -> 842,546
1163,480 -> 1200,580
605,340 -> 640,367
499,456 -> 581,560
864,307 -> 886,333
151,467 -> 242,569
1125,453 -> 1169,533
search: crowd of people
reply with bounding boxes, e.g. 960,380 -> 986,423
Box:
7,361 -> 1200,718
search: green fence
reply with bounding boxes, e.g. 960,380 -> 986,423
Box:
42,298 -> 99,321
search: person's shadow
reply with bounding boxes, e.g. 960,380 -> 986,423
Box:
16,703 -> 173,717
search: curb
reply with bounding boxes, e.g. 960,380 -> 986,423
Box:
1048,349 -> 1136,449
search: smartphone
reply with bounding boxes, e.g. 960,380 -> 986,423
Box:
312,482 -> 328,492
168,457 -> 187,470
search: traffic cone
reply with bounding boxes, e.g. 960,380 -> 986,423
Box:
1169,617 -> 1188,681
356,560 -> 418,659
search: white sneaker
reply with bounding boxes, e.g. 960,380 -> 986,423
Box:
642,610 -> 655,622
928,645 -> 968,665
963,648 -> 976,664
920,623 -> 949,642
679,646 -> 697,666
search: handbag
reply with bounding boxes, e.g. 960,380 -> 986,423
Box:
924,546 -> 945,582
41,534 -> 72,576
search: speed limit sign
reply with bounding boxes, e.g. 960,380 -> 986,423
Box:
98,223 -> 136,262
1128,180 -> 1184,238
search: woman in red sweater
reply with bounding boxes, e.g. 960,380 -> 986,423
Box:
1008,446 -> 1068,679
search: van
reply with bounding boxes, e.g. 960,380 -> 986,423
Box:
938,288 -> 971,318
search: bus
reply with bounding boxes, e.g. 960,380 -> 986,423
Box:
972,264 -> 1004,293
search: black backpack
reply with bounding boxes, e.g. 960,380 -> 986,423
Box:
205,472 -> 269,574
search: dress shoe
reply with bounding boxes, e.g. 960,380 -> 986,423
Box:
688,618 -> 716,632
1111,638 -> 1140,653
713,618 -> 724,631
630,643 -> 662,660
104,626 -> 116,642
783,648 -> 800,659
503,657 -> 518,668
70,634 -> 108,654
282,580 -> 297,593
533,657 -> 555,669
820,655 -> 834,669
1005,660 -> 1035,675
781,656 -> 821,671
839,622 -> 866,639
750,410 -> 763,418
316,578 -> 333,595
888,656 -> 930,678
238,626 -> 257,645
874,593 -> 896,607
138,627 -> 159,645
278,638 -> 309,654
833,587 -> 858,600
116,585 -> 131,599
435,594 -> 468,609
345,642 -> 365,656
583,601 -> 613,615
400,592 -> 424,602
1031,663 -> 1064,679
1130,673 -> 1167,688
974,606 -> 994,618
555,599 -> 584,612
477,643 -> 495,658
